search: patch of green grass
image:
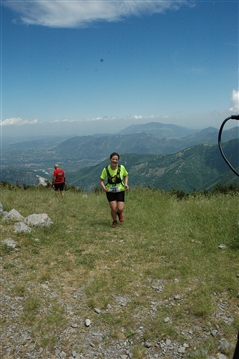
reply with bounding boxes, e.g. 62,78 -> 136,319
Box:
40,335 -> 58,350
23,296 -> 41,312
44,304 -> 65,326
0,244 -> 13,255
21,296 -> 41,324
11,285 -> 26,296
31,247 -> 40,254
76,253 -> 97,269
186,291 -> 215,318
131,345 -> 146,359
143,319 -> 178,342
40,271 -> 52,282
3,262 -> 15,269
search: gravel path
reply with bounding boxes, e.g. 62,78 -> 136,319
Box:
1,272 -> 237,359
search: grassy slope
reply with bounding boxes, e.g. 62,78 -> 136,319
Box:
1,187 -> 238,358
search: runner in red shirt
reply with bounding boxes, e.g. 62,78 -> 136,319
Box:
52,164 -> 66,198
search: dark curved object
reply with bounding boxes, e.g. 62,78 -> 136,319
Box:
233,331 -> 239,359
218,114 -> 239,177
218,116 -> 239,358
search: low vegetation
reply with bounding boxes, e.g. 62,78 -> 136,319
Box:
1,183 -> 238,358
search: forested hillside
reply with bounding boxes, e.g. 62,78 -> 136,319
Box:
67,139 -> 239,193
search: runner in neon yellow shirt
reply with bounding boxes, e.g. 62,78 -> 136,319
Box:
100,152 -> 129,228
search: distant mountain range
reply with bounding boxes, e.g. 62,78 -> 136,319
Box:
118,121 -> 198,137
53,124 -> 238,161
2,122 -> 237,172
2,139 -> 238,193
1,122 -> 238,192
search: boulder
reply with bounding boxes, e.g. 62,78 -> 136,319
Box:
3,209 -> 24,221
25,213 -> 53,227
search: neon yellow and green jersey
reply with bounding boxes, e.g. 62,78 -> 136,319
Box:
100,165 -> 128,192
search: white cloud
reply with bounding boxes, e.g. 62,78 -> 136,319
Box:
87,116 -> 104,122
128,114 -> 169,121
51,119 -> 82,123
229,89 -> 239,112
3,0 -> 193,28
87,116 -> 117,121
132,115 -> 142,120
0,117 -> 39,126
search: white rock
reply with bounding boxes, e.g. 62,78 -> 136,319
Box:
25,213 -> 53,227
216,353 -> 227,359
2,238 -> 17,248
14,222 -> 31,233
178,346 -> 186,353
0,202 -> 3,216
85,319 -> 91,327
3,209 -> 24,221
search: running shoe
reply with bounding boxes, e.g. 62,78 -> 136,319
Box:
112,220 -> 117,228
118,212 -> 124,222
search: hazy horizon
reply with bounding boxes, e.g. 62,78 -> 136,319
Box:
1,117 -> 238,143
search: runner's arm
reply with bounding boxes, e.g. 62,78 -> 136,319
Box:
124,175 -> 129,190
100,178 -> 107,192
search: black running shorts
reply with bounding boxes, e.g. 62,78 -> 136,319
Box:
106,191 -> 125,203
54,183 -> 65,191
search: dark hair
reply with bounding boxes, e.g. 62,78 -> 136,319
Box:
110,152 -> 120,159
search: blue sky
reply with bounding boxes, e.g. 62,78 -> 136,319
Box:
1,0 -> 238,137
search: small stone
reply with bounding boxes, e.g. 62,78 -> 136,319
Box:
218,244 -> 226,250
94,308 -> 101,314
41,284 -> 48,289
218,338 -> 230,352
2,238 -> 17,248
85,319 -> 91,327
164,317 -> 170,323
178,346 -> 186,353
103,266 -> 110,270
71,323 -> 78,328
216,354 -> 227,359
